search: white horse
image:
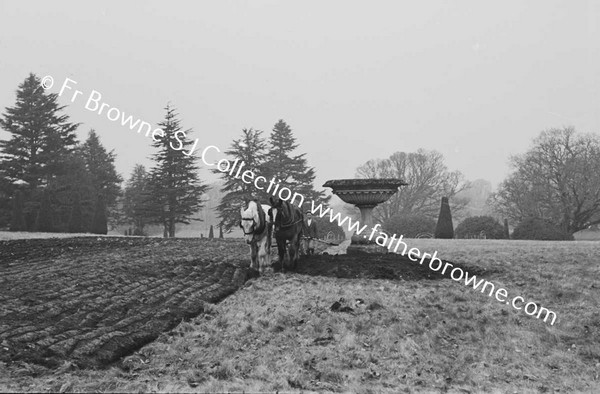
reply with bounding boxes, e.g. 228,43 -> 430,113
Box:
240,200 -> 273,274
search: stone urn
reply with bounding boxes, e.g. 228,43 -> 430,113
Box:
323,178 -> 407,254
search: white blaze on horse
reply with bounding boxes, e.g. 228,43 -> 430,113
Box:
240,200 -> 273,274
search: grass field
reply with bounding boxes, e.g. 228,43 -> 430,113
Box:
1,238 -> 599,393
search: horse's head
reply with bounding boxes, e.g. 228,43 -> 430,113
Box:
240,201 -> 257,244
269,196 -> 283,209
240,200 -> 267,244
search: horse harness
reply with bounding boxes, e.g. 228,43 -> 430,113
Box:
273,202 -> 304,230
277,217 -> 303,229
241,203 -> 268,240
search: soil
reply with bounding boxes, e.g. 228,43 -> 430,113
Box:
280,252 -> 489,281
0,237 -> 253,369
0,237 -> 490,370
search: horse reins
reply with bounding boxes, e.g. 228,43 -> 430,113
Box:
278,217 -> 303,228
275,202 -> 303,229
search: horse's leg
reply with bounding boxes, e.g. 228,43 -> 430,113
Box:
277,238 -> 286,272
248,244 -> 254,269
258,237 -> 269,274
251,242 -> 259,271
265,231 -> 272,272
292,233 -> 301,270
288,241 -> 296,270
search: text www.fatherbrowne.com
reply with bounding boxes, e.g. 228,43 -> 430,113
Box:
308,201 -> 558,326
43,75 -> 557,326
199,141 -> 558,326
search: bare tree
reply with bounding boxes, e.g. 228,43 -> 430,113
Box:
492,127 -> 600,234
356,149 -> 468,223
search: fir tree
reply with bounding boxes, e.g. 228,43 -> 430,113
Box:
48,153 -> 95,232
0,176 -> 12,228
434,197 -> 454,239
0,73 -> 79,231
0,73 -> 79,191
215,128 -> 267,231
208,224 -> 214,239
10,190 -> 26,231
264,120 -> 328,208
79,130 -> 123,226
148,105 -> 208,237
35,190 -> 54,232
68,192 -> 84,233
122,164 -> 151,236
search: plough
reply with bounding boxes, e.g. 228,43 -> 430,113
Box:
269,236 -> 341,247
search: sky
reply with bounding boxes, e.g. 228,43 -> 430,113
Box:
1,0 -> 598,191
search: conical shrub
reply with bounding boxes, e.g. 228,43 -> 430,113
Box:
434,197 -> 454,239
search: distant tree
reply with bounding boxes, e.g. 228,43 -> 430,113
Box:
35,190 -> 54,232
219,225 -> 224,239
148,105 -> 208,237
356,149 -> 468,223
452,179 -> 494,224
0,176 -> 12,228
435,197 -> 454,239
503,218 -> 510,239
0,73 -> 79,230
49,153 -> 95,232
68,192 -> 84,233
122,164 -> 151,235
384,214 -> 436,238
263,120 -> 328,208
455,216 -> 505,239
91,194 -> 108,234
79,130 -> 122,225
208,224 -> 214,239
10,190 -> 26,231
492,127 -> 600,234
512,217 -> 573,241
216,128 -> 267,231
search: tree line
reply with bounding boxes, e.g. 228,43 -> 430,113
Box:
2,73 -> 599,239
0,74 -> 330,237
354,128 -> 600,240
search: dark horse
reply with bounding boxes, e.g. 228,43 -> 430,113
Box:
269,196 -> 304,271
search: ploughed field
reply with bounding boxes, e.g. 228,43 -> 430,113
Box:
0,237 -> 254,368
1,237 -> 599,392
0,237 -> 481,370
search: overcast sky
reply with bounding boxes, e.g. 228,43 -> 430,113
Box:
1,1 -> 598,191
